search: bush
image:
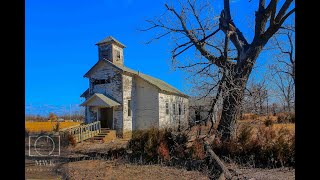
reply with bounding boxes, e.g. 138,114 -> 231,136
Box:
264,117 -> 274,127
238,125 -> 253,146
127,128 -> 189,163
48,112 -> 57,122
60,132 -> 77,147
212,124 -> 295,168
53,122 -> 60,132
277,112 -> 295,123
190,138 -> 206,160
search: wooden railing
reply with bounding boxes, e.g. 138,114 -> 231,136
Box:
60,121 -> 101,143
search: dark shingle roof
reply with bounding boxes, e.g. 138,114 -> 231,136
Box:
95,36 -> 126,48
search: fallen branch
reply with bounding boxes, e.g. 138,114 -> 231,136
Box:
204,140 -> 232,180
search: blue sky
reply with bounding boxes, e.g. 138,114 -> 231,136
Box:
26,0 -> 293,116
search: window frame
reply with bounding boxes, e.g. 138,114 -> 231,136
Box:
128,99 -> 132,116
165,102 -> 169,115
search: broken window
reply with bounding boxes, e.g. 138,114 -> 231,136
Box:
128,100 -> 132,116
165,102 -> 169,115
92,78 -> 111,85
115,50 -> 121,61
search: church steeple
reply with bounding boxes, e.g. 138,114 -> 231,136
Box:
96,36 -> 125,66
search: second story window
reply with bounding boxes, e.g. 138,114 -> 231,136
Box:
178,104 -> 181,115
173,104 -> 176,115
165,102 -> 169,115
92,78 -> 111,85
128,100 -> 132,116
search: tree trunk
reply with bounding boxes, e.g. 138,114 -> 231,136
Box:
217,86 -> 245,141
216,53 -> 256,141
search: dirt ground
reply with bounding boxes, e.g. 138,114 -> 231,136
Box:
25,116 -> 295,180
61,160 -> 209,180
233,167 -> 295,180
25,158 -> 295,180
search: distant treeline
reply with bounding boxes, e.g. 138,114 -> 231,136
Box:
25,113 -> 84,122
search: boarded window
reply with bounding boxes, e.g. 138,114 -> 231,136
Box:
165,102 -> 169,115
128,100 -> 132,116
178,104 -> 181,115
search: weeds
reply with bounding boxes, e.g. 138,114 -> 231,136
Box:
212,124 -> 295,168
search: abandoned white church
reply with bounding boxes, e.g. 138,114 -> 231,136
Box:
80,36 -> 189,138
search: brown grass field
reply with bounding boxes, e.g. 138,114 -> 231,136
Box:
25,121 -> 81,132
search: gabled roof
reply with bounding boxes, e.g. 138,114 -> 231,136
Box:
83,59 -> 189,98
95,36 -> 126,48
80,93 -> 121,107
80,88 -> 89,98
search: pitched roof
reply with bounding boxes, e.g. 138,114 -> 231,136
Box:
108,61 -> 189,98
95,36 -> 126,48
80,93 -> 121,107
80,88 -> 89,98
83,60 -> 189,98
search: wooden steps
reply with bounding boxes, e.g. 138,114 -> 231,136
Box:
91,128 -> 117,143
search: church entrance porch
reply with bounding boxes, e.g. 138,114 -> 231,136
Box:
99,107 -> 113,129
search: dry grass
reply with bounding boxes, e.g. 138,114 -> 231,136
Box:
62,160 -> 209,180
25,121 -> 81,133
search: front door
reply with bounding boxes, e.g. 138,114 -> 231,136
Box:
99,107 -> 113,129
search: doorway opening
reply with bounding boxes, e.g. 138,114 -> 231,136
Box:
99,107 -> 113,129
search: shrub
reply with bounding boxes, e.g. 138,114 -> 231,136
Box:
60,132 -> 77,147
190,138 -> 206,160
53,122 -> 60,132
212,124 -> 295,168
48,112 -> 57,122
277,112 -> 295,123
238,125 -> 253,146
127,128 -> 189,163
158,141 -> 170,161
67,133 -> 77,147
287,113 -> 295,123
264,117 -> 274,127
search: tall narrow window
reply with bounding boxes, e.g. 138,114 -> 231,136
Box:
178,104 -> 181,115
128,100 -> 131,116
173,104 -> 176,115
115,50 -> 121,61
165,102 -> 169,115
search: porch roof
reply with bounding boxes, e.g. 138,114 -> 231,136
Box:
80,93 -> 121,107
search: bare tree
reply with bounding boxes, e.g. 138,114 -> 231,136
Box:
142,0 -> 295,141
272,28 -> 295,83
269,27 -> 295,113
271,70 -> 295,112
244,80 -> 268,115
